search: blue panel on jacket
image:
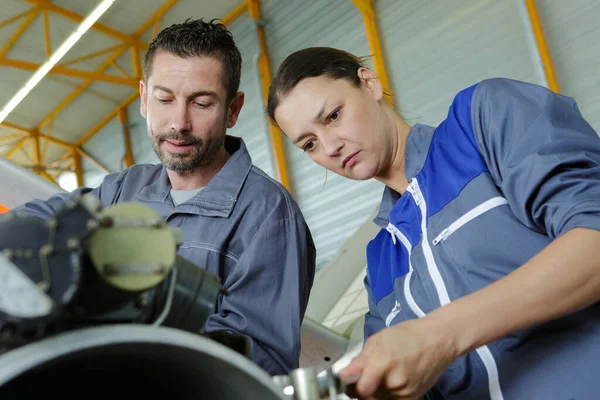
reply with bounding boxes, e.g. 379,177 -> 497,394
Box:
367,228 -> 410,303
420,83 -> 488,219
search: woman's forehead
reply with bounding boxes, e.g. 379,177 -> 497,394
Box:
275,78 -> 357,134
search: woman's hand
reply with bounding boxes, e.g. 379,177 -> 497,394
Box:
340,317 -> 457,399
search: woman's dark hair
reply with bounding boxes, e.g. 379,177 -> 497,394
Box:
266,47 -> 367,125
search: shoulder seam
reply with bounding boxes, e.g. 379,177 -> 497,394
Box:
248,166 -> 294,219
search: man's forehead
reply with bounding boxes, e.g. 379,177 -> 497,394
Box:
149,52 -> 226,88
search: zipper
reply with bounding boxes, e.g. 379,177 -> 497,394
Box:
432,197 -> 508,245
407,178 -> 504,400
405,179 -> 450,305
385,223 -> 426,320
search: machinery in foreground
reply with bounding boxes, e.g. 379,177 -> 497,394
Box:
0,193 -> 352,399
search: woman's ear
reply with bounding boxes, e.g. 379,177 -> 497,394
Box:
357,67 -> 384,101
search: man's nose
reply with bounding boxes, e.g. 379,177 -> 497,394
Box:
170,103 -> 192,132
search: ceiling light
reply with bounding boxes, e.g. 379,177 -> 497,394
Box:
0,0 -> 116,124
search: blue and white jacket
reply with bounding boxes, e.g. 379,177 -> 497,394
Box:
365,78 -> 600,399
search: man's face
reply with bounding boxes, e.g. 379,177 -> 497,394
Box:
140,51 -> 243,172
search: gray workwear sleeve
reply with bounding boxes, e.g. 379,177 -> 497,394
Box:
203,216 -> 316,376
363,275 -> 386,340
472,78 -> 600,238
9,174 -> 120,219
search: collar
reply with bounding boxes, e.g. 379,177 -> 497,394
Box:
136,135 -> 252,218
373,124 -> 436,228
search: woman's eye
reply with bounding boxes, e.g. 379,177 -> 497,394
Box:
328,110 -> 340,123
303,140 -> 315,152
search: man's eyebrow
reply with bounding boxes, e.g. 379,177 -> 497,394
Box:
151,86 -> 218,100
187,90 -> 218,100
152,85 -> 173,94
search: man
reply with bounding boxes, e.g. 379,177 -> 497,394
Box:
9,18 -> 316,376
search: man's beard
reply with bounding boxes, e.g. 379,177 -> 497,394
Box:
150,129 -> 226,172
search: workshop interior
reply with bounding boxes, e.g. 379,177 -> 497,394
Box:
1,1 -> 600,399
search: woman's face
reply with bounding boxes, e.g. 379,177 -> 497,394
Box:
274,70 -> 394,181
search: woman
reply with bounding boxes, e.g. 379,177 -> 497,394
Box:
267,47 -> 600,399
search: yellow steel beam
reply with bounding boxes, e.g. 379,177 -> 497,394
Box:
40,123 -> 50,161
63,158 -> 74,170
119,107 -> 135,168
43,8 -> 51,57
0,9 -> 32,29
24,0 -> 148,49
151,19 -> 162,39
76,147 -> 110,174
111,61 -> 131,79
0,114 -> 72,152
39,133 -> 75,150
4,137 -> 29,159
22,141 -> 34,163
73,148 -> 84,187
246,0 -> 291,191
47,75 -> 120,105
0,57 -> 138,86
131,46 -> 142,79
135,0 -> 179,37
39,170 -> 58,185
41,0 -> 180,158
32,129 -> 42,166
0,133 -> 27,143
0,121 -> 32,135
525,0 -> 560,93
0,8 -> 41,58
31,165 -> 73,173
351,0 -> 394,107
38,46 -> 129,130
76,91 -> 139,146
59,44 -> 123,67
47,155 -> 74,170
222,2 -> 248,26
55,148 -> 74,165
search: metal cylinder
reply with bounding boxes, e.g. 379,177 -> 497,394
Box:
290,367 -> 322,400
0,325 -> 288,400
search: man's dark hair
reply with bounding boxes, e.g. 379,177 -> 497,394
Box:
143,18 -> 242,101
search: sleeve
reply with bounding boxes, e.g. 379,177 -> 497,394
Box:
471,78 -> 600,238
203,216 -> 316,376
8,175 -> 120,220
363,274 -> 386,340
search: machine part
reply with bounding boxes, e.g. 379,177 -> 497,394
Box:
0,194 -> 223,356
0,197 -> 95,332
274,367 -> 347,400
291,367 -> 322,399
156,255 -> 223,333
0,325 -> 288,400
0,252 -> 54,318
87,202 -> 177,292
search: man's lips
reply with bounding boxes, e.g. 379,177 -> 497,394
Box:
165,139 -> 194,152
342,152 -> 359,168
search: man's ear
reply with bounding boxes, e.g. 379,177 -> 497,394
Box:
357,67 -> 383,101
140,80 -> 148,118
227,92 -> 245,128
